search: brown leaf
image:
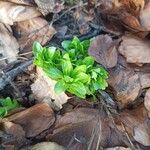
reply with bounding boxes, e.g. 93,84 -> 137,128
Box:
133,120 -> 150,146
105,147 -> 131,150
88,35 -> 119,68
1,121 -> 26,148
108,65 -> 141,106
118,35 -> 150,65
2,0 -> 35,6
144,88 -> 150,117
139,73 -> 150,89
116,105 -> 150,146
34,0 -> 64,15
4,103 -> 55,138
0,1 -> 41,25
97,0 -> 146,33
13,17 -> 56,53
0,23 -> 19,68
46,108 -> 129,149
31,68 -> 69,110
30,142 -> 64,150
121,14 -> 144,31
140,1 -> 150,30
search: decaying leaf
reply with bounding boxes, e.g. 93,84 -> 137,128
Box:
97,0 -> 146,33
118,35 -> 150,65
47,108 -> 130,149
0,121 -> 26,148
2,0 -> 35,6
88,35 -> 119,68
4,103 -> 55,138
0,23 -> 19,68
116,105 -> 150,146
29,142 -> 64,150
34,0 -> 64,15
31,68 -> 69,110
13,17 -> 56,53
133,120 -> 150,146
139,73 -> 150,89
140,1 -> 150,30
144,88 -> 150,117
105,147 -> 131,150
108,65 -> 141,106
0,1 -> 41,25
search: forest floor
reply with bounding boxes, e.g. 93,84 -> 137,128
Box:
0,0 -> 150,150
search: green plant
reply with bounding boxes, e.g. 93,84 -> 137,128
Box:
32,37 -> 108,99
0,97 -> 21,118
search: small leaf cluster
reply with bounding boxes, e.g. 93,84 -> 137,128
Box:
0,97 -> 21,118
33,37 -> 108,99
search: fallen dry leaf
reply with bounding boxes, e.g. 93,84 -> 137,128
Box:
47,108 -> 129,149
140,1 -> 150,30
133,120 -> 150,146
0,23 -> 19,67
31,68 -> 69,110
115,104 -> 150,146
97,0 -> 146,33
3,0 -> 35,6
144,88 -> 150,117
108,65 -> 141,106
0,1 -> 41,25
29,142 -> 64,150
4,103 -> 55,138
13,17 -> 56,53
105,147 -> 131,150
34,0 -> 64,15
88,35 -> 119,68
118,35 -> 150,65
1,121 -> 26,149
139,73 -> 150,89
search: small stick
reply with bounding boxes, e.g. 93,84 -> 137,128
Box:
0,60 -> 32,90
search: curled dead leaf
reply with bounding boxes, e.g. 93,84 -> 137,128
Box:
88,35 -> 119,68
0,1 -> 41,25
13,17 -> 56,53
4,103 -> 55,138
108,65 -> 141,106
118,35 -> 150,65
0,23 -> 19,68
31,68 -> 69,110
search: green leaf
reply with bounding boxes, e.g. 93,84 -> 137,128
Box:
74,73 -> 91,83
32,42 -> 43,56
92,81 -> 100,91
64,75 -> 73,83
61,40 -> 71,50
54,81 -> 67,94
82,56 -> 94,67
46,47 -> 56,59
68,82 -> 86,99
98,77 -> 108,90
91,71 -> 97,80
0,97 -> 21,118
68,49 -> 76,59
71,65 -> 87,77
62,53 -> 73,75
81,40 -> 90,50
44,67 -> 63,80
94,67 -> 108,79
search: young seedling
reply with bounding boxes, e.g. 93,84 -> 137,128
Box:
32,37 -> 108,99
0,97 -> 21,118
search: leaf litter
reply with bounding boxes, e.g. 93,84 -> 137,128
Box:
0,0 -> 150,149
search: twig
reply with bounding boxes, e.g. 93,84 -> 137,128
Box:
121,122 -> 136,150
0,60 -> 32,90
51,2 -> 88,25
